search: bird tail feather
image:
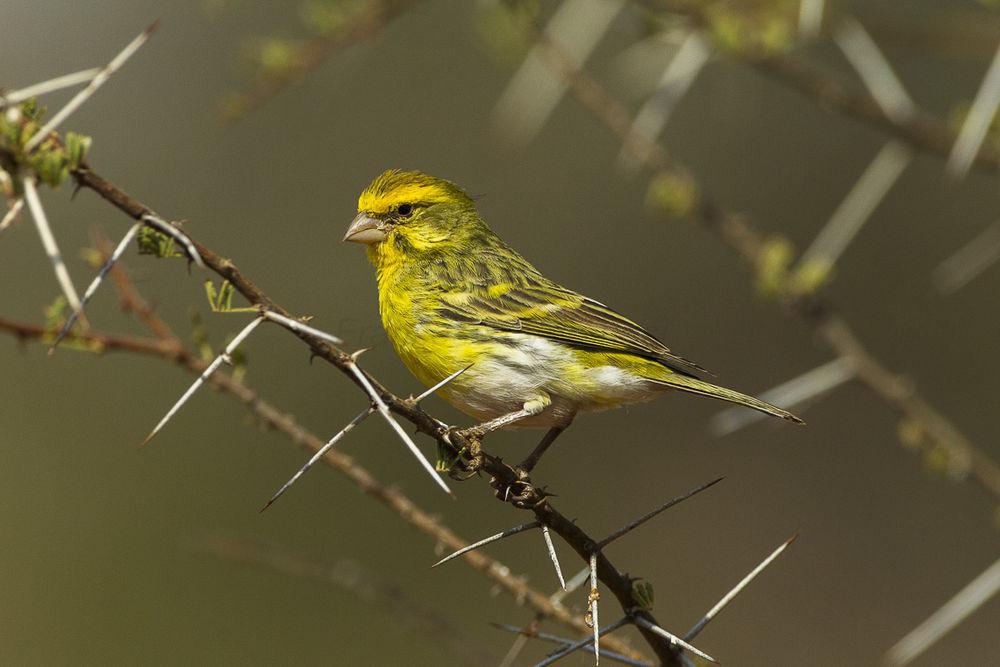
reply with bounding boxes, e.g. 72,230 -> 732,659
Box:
649,374 -> 804,424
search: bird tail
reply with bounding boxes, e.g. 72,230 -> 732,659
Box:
650,374 -> 804,424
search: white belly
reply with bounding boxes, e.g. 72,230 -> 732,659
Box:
437,335 -> 661,428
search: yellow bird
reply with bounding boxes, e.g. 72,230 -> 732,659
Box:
345,170 -> 802,468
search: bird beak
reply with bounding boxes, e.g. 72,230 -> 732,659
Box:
343,212 -> 387,244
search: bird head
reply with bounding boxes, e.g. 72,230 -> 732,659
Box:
344,170 -> 482,266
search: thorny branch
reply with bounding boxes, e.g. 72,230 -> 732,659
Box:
0,312 -> 650,663
530,30 -> 1000,504
0,156 -> 697,663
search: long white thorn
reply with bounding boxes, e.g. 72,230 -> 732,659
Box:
51,222 -> 141,350
932,219 -> 1000,294
262,310 -> 343,345
22,177 -> 82,312
0,197 -> 24,233
347,361 -> 452,496
946,44 -> 1000,180
633,616 -> 717,664
589,552 -> 600,665
884,557 -> 1000,666
25,22 -> 157,153
541,524 -> 566,590
685,534 -> 799,640
411,364 -> 472,404
431,521 -> 541,568
798,0 -> 825,40
140,213 -> 205,269
260,406 -> 374,512
493,0 -> 625,147
834,16 -> 915,123
797,140 -> 912,272
617,32 -> 711,172
142,316 -> 263,446
2,68 -> 103,106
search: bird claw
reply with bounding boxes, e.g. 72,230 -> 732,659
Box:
490,469 -> 538,508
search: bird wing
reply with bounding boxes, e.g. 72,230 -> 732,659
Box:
436,276 -> 709,379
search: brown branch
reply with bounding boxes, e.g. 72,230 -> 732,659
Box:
62,160 -> 691,662
202,535 -> 493,666
0,315 -> 651,663
532,31 -> 1000,504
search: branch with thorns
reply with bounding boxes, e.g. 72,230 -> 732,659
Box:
0,38 -> 801,664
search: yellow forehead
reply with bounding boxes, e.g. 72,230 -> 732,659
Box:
357,170 -> 464,215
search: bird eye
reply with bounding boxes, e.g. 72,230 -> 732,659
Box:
397,203 -> 413,217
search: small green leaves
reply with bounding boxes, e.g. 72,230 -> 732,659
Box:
0,101 -> 92,188
631,580 -> 655,611
646,169 -> 699,220
205,279 -> 236,313
252,37 -> 303,76
705,0 -> 797,56
755,236 -> 795,297
136,225 -> 183,258
755,236 -> 835,298
64,131 -> 91,169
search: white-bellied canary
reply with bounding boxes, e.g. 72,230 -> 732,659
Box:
344,170 -> 802,467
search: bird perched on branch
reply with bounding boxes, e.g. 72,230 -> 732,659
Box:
345,170 -> 802,469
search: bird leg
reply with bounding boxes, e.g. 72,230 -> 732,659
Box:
466,396 -> 550,437
518,423 -> 570,473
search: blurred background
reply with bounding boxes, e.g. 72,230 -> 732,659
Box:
1,1 -> 998,665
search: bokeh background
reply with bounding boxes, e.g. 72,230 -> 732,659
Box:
2,1 -> 998,665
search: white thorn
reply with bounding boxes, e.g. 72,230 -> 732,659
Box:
946,43 -> 1000,179
25,22 -> 157,152
633,616 -> 717,664
685,534 -> 798,640
347,362 -> 453,496
2,68 -> 103,106
834,17 -> 915,123
142,316 -> 263,445
22,177 -> 82,312
262,310 -> 343,345
431,521 -> 541,568
884,557 -> 1000,666
261,406 -> 374,511
541,525 -> 566,590
52,222 -> 141,349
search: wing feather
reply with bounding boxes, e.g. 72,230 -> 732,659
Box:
437,275 -> 709,379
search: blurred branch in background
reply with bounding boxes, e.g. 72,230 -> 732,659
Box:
202,534 -> 496,666
638,0 -> 1000,174
219,0 -> 421,120
884,557 -> 1000,666
513,10 -> 1000,507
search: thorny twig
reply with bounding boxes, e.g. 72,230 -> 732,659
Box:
0,313 -> 650,663
48,160 -> 698,664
